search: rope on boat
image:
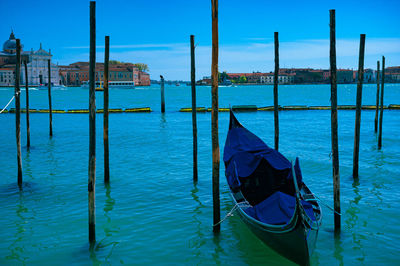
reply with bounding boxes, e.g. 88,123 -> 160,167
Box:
213,201 -> 251,227
305,193 -> 342,216
0,94 -> 17,114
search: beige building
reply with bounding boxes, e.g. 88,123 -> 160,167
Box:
260,74 -> 294,84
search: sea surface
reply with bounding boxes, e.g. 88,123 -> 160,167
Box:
0,84 -> 399,265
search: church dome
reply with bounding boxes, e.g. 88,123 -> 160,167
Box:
3,31 -> 17,52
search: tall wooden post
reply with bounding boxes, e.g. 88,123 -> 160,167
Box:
190,35 -> 198,183
374,61 -> 380,133
24,60 -> 30,149
48,59 -> 53,137
104,36 -> 110,183
211,0 -> 220,233
15,39 -> 22,187
88,0 -> 96,244
330,9 -> 340,232
352,34 -> 365,179
160,75 -> 165,113
378,56 -> 385,149
273,32 -> 279,151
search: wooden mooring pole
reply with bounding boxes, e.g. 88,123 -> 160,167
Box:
88,0 -> 96,244
374,61 -> 380,133
352,34 -> 366,179
378,56 -> 385,149
160,75 -> 165,113
15,39 -> 22,187
273,32 -> 279,151
48,59 -> 53,137
190,35 -> 198,183
24,60 -> 30,149
329,9 -> 340,232
211,0 -> 220,233
104,36 -> 110,183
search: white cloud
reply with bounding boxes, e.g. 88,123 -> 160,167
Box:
55,38 -> 400,80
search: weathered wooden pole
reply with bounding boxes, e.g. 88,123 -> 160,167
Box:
47,59 -> 53,137
190,35 -> 198,183
378,56 -> 385,149
160,75 -> 165,113
104,36 -> 110,183
15,39 -> 22,187
352,34 -> 366,179
211,0 -> 220,233
374,61 -> 380,133
88,0 -> 96,244
24,60 -> 30,149
329,9 -> 341,232
273,32 -> 279,151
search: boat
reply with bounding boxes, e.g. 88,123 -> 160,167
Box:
223,110 -> 322,266
82,80 -> 135,89
95,79 -> 103,91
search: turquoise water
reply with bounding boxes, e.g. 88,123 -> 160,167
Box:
0,84 -> 399,265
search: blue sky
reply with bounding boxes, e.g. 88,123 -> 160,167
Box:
2,0 -> 399,80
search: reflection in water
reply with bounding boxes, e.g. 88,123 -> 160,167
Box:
189,185 -> 205,256
343,180 -> 366,263
160,113 -> 167,128
23,148 -> 33,183
6,192 -> 29,263
212,232 -> 223,265
334,234 -> 344,266
87,184 -> 118,264
104,184 -> 116,237
89,243 -> 101,265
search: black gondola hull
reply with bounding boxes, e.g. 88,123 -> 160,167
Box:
233,193 -> 317,266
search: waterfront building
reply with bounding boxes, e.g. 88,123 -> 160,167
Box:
354,68 -> 375,83
58,62 -> 150,86
0,31 -> 60,86
259,73 -> 295,84
337,69 -> 354,83
0,68 -> 15,86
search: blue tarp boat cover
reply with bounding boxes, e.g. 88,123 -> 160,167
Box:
244,191 -> 316,224
224,111 -> 314,223
223,125 -> 302,189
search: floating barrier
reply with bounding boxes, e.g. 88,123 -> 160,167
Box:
282,105 -> 309,110
309,106 -> 330,110
109,108 -> 123,113
67,109 -> 89,113
338,105 -> 355,110
179,107 -> 207,112
361,105 -> 376,110
388,104 -> 400,109
232,105 -> 258,112
258,106 -> 275,111
125,107 -> 152,112
1,105 -> 398,114
206,107 -> 230,112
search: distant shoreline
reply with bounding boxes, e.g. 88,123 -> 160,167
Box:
194,82 -> 399,86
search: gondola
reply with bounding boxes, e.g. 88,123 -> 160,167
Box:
223,110 -> 322,266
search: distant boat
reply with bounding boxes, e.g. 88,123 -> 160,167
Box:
223,110 -> 322,266
82,81 -> 135,89
37,83 -> 54,90
220,79 -> 232,86
95,79 -> 103,91
175,83 -> 180,86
